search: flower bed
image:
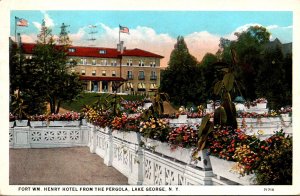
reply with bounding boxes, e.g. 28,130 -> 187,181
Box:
210,156 -> 255,185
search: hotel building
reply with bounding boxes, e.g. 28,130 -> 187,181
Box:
21,43 -> 163,94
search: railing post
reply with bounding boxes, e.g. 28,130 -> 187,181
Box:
89,125 -> 97,153
128,133 -> 144,185
13,126 -> 30,148
104,127 -> 113,166
81,123 -> 89,146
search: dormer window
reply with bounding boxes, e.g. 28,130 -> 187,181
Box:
127,59 -> 133,66
68,48 -> 76,52
99,49 -> 106,54
139,60 -> 144,67
150,61 -> 156,67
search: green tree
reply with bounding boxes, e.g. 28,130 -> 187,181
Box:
160,36 -> 205,106
29,20 -> 82,114
10,20 -> 82,115
9,40 -> 46,115
198,53 -> 218,100
255,45 -> 288,109
231,25 -> 270,99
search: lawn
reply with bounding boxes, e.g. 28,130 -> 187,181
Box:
61,92 -> 145,112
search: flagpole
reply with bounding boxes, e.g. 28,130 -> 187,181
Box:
118,25 -> 120,44
15,16 -> 17,42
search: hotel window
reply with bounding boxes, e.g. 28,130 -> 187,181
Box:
127,71 -> 133,80
81,58 -> 87,65
112,71 -> 116,77
139,60 -> 144,67
99,49 -> 106,54
92,70 -> 96,76
68,48 -> 76,53
81,69 -> 86,75
150,61 -> 156,67
150,71 -> 157,80
138,71 -> 145,80
111,60 -> 117,66
92,59 -> 96,65
127,59 -> 133,66
102,70 -> 106,76
101,59 -> 108,66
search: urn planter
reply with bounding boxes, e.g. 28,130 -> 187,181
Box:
48,120 -> 80,127
112,130 -> 141,145
178,114 -> 188,124
9,121 -> 15,128
210,156 -> 255,185
141,137 -> 211,170
30,121 -> 47,127
81,118 -> 88,126
256,103 -> 267,109
15,120 -> 29,127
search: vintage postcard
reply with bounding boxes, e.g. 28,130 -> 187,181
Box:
1,0 -> 300,195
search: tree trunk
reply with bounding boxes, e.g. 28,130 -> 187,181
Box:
55,100 -> 61,114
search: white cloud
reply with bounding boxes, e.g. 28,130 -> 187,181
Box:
69,27 -> 88,45
224,23 -> 263,40
41,11 -> 54,27
185,31 -> 220,62
70,24 -> 176,67
67,24 -> 223,67
267,25 -> 279,30
20,34 -> 37,43
32,11 -> 55,31
32,22 -> 41,30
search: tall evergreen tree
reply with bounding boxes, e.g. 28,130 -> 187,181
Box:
160,36 -> 205,106
29,20 -> 82,113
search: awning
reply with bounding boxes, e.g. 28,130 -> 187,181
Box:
150,83 -> 157,89
80,76 -> 127,82
138,83 -> 146,89
126,82 -> 134,89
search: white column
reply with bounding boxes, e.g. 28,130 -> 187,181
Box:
108,81 -> 112,93
89,125 -> 97,153
99,81 -> 102,93
88,81 -> 92,92
104,127 -> 113,166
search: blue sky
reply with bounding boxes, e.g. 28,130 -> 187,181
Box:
11,10 -> 293,66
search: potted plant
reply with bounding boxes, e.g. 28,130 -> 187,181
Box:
11,95 -> 29,127
206,126 -> 259,184
254,98 -> 268,109
29,114 -> 47,127
48,112 -> 80,127
140,117 -> 170,143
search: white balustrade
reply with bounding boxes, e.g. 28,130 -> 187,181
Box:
9,122 -> 89,148
8,115 -> 293,185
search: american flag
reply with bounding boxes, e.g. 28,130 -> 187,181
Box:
119,25 -> 129,34
16,17 -> 28,27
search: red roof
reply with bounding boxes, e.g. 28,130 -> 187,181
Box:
80,76 -> 127,82
21,43 -> 163,59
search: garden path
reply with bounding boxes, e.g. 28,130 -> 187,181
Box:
46,103 -> 71,114
9,147 -> 128,185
